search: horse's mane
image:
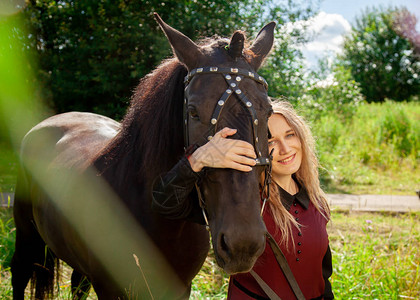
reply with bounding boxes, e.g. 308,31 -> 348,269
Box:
94,34 -> 255,194
94,58 -> 187,191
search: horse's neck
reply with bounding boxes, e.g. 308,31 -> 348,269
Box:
93,59 -> 186,219
94,115 -> 182,203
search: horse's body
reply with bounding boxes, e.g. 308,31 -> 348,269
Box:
12,65 -> 209,300
12,15 -> 275,299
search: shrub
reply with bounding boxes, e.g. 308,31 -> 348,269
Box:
341,6 -> 420,102
297,63 -> 365,123
378,102 -> 419,157
308,101 -> 419,194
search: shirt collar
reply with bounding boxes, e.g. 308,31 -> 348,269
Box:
277,180 -> 310,211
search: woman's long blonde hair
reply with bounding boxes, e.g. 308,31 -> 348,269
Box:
263,100 -> 331,249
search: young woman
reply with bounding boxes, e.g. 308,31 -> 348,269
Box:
151,101 -> 333,299
227,101 -> 333,300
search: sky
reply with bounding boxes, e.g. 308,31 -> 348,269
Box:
299,0 -> 420,69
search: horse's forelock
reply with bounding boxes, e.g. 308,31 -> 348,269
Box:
196,35 -> 255,66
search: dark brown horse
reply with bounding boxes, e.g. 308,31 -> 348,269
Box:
11,14 -> 275,299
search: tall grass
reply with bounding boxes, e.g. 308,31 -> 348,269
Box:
309,101 -> 419,195
329,211 -> 420,299
0,208 -> 14,299
0,207 -> 98,299
191,251 -> 229,299
0,208 -> 14,269
1,207 -> 419,299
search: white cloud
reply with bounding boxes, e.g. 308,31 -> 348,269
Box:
299,12 -> 352,69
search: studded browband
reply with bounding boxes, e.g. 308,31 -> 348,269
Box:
183,66 -> 270,166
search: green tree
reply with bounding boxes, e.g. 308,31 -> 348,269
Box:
259,23 -> 309,103
341,6 -> 420,103
392,8 -> 420,57
260,2 -> 319,103
10,0 -> 318,119
298,61 -> 364,122
22,0 -> 258,118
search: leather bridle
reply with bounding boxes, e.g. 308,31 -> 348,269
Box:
184,67 -> 304,300
183,66 -> 273,228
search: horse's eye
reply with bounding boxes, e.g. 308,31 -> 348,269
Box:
188,107 -> 200,120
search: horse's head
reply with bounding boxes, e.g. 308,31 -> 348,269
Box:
155,13 -> 274,274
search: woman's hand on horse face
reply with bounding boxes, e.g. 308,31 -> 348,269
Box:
188,127 -> 257,172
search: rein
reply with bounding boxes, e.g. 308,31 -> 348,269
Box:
183,66 -> 273,229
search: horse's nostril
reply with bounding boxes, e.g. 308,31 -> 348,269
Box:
220,234 -> 230,255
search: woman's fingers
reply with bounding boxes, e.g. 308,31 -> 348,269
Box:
227,162 -> 253,172
217,127 -> 237,138
230,143 -> 257,159
214,128 -> 255,156
189,127 -> 258,172
231,153 -> 257,167
222,140 -> 256,159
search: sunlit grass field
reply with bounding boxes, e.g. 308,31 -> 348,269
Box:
312,101 -> 419,196
1,208 -> 419,299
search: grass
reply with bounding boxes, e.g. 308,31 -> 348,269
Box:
328,210 -> 420,299
0,208 -> 14,270
311,101 -> 420,195
0,207 -> 14,299
1,209 -> 419,299
190,250 -> 229,299
0,206 -> 98,299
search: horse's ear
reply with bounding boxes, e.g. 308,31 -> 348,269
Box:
249,22 -> 276,70
228,31 -> 245,59
154,13 -> 201,70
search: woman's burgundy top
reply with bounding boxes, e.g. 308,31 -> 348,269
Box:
228,185 -> 333,299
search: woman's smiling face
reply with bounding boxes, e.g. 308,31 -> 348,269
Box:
268,114 -> 302,179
